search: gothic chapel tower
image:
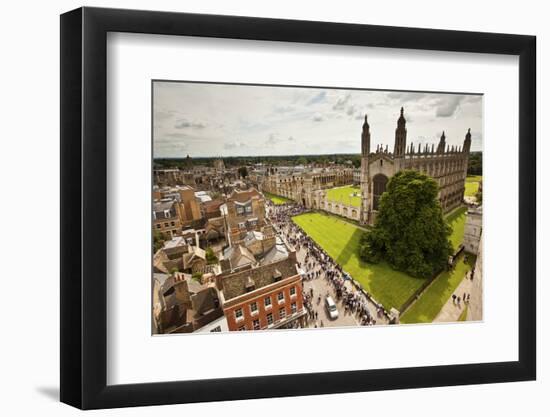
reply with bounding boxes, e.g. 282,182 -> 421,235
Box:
360,115 -> 371,225
393,107 -> 407,170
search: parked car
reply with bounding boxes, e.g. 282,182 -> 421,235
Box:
325,296 -> 339,320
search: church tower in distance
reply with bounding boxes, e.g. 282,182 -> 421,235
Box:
359,114 -> 371,225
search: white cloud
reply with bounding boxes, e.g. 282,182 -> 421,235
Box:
435,95 -> 462,118
153,81 -> 483,157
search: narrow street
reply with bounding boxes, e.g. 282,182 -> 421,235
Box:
268,203 -> 390,329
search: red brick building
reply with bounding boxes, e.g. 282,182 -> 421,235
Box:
218,253 -> 306,331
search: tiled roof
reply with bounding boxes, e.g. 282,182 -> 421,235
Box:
221,256 -> 298,300
228,188 -> 261,203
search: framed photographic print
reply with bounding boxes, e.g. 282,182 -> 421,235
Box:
60,6 -> 536,410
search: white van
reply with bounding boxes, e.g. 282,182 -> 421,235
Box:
325,296 -> 339,320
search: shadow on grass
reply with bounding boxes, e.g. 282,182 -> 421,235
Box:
334,227 -> 363,267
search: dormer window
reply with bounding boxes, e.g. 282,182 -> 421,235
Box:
245,276 -> 255,292
273,269 -> 282,282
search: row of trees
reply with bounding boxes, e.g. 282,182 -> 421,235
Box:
468,151 -> 482,175
156,152 -> 481,173
154,153 -> 362,170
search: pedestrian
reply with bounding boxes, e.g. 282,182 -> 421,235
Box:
452,294 -> 456,304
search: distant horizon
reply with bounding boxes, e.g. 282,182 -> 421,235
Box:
153,149 -> 482,161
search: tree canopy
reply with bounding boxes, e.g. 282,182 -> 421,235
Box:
359,170 -> 453,278
238,166 -> 248,178
468,151 -> 482,175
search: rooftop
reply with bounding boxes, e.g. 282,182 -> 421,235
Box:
221,256 -> 298,301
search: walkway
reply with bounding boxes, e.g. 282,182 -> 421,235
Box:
433,268 -> 482,323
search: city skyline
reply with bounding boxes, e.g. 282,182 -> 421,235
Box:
153,81 -> 483,158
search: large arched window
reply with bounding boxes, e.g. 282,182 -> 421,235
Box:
372,174 -> 389,210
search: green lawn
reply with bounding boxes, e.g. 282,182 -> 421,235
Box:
263,191 -> 292,205
465,175 -> 482,198
326,186 -> 361,208
292,212 -> 426,311
400,254 -> 476,324
292,205 -> 469,319
446,207 -> 467,251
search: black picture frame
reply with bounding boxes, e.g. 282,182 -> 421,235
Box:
60,6 -> 536,410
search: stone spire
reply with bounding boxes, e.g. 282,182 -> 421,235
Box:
361,114 -> 371,157
393,107 -> 407,157
437,130 -> 446,153
463,128 -> 472,153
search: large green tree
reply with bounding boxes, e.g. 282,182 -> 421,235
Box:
359,170 -> 453,278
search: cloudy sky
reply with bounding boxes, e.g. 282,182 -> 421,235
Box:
153,81 -> 483,158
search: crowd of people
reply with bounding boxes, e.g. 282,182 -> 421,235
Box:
266,200 -> 389,327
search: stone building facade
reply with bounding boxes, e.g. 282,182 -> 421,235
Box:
225,188 -> 269,246
261,166 -> 354,207
153,200 -> 182,239
359,107 -> 472,225
463,206 -> 483,254
310,191 -> 361,221
261,108 -> 471,225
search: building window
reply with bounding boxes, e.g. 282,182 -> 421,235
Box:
235,308 -> 243,320
264,296 -> 272,307
253,319 -> 260,330
291,302 -> 297,314
171,221 -> 175,227
245,205 -> 252,213
164,223 -> 170,228
238,222 -> 246,229
279,307 -> 286,319
155,224 -> 161,229
238,326 -> 246,331
277,292 -> 284,303
250,302 -> 258,314
236,207 -> 244,215
289,286 -> 296,297
164,209 -> 170,218
267,313 -> 273,325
